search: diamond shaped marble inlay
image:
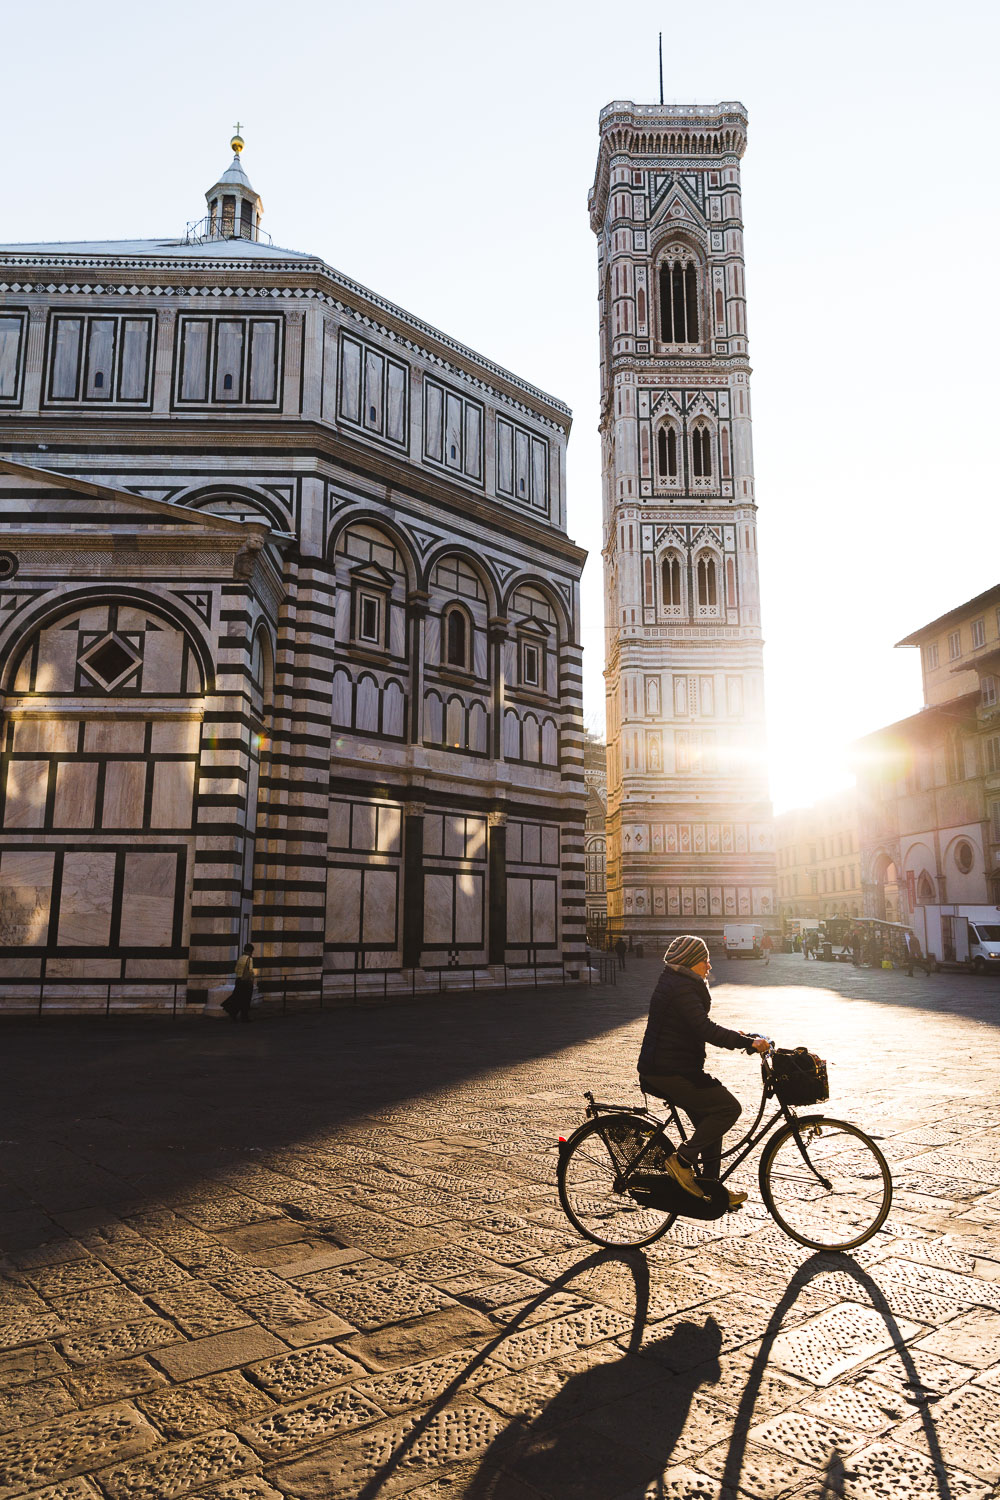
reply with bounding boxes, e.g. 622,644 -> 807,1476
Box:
78,633 -> 141,691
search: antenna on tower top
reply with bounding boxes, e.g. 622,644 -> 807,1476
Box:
658,32 -> 664,105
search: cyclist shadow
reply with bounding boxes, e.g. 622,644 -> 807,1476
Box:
464,1314 -> 724,1499
717,1252 -> 954,1500
353,1245 -> 721,1500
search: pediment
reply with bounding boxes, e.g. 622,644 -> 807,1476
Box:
348,559 -> 395,588
0,458 -> 266,537
650,177 -> 704,228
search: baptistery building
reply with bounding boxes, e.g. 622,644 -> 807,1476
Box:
0,136 -> 587,1010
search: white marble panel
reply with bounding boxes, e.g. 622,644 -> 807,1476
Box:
0,851 -> 54,945
469,702 -> 487,753
444,816 -> 465,859
352,804 -> 376,851
376,806 -> 401,853
506,876 -> 531,943
150,720 -> 200,754
3,761 -> 48,828
361,868 -> 397,945
53,762 -> 98,828
533,879 -> 556,943
424,873 -> 453,945
328,798 -> 351,850
326,866 -> 362,944
423,814 -> 443,857
102,762 -> 147,828
119,852 -> 177,947
332,667 -> 353,727
57,852 -> 115,946
119,319 -> 150,401
455,873 -> 483,946
249,319 -> 277,402
521,823 -> 541,865
12,720 -> 78,753
466,818 -> 487,861
150,761 -> 194,829
85,720 -> 145,753
141,626 -> 186,694
541,826 -> 559,866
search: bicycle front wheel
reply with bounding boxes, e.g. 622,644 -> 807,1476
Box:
759,1116 -> 892,1251
558,1114 -> 674,1248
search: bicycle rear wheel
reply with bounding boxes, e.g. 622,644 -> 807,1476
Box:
557,1113 -> 674,1248
759,1115 -> 892,1251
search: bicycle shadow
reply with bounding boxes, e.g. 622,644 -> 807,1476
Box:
718,1252 -> 956,1500
353,1244 -> 723,1500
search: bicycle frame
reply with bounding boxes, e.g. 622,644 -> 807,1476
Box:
583,1058 -> 833,1193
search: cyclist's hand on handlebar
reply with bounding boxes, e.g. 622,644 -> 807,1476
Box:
750,1037 -> 771,1055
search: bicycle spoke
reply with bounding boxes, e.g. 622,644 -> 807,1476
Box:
761,1118 -> 892,1251
558,1116 -> 674,1248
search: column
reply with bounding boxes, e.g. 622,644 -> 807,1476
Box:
402,804 -> 425,970
488,808 -> 507,968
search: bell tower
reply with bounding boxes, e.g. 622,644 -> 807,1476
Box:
589,100 -> 776,943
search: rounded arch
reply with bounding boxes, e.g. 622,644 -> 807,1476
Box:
327,509 -> 419,587
250,623 -> 275,707
420,542 -> 500,610
441,601 -> 472,670
177,484 -> 289,532
692,545 -> 722,612
0,586 -> 214,695
501,574 -> 572,638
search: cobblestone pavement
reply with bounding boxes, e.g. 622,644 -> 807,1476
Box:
2,954 -> 1000,1499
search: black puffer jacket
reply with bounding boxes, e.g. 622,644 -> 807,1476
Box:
638,963 -> 749,1078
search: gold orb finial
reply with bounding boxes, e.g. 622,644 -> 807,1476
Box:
231,120 -> 245,155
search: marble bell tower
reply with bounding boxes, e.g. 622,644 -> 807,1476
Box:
589,99 -> 776,943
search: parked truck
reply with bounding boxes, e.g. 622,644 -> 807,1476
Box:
911,905 -> 1000,974
723,923 -> 764,958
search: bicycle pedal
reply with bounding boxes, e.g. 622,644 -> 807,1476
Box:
726,1201 -> 744,1213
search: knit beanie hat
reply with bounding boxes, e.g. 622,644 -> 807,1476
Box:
664,934 -> 709,969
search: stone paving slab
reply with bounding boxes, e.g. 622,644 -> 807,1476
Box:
0,957 -> 998,1498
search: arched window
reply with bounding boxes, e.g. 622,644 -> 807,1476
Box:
658,255 -> 700,343
656,426 -> 678,479
661,554 -> 681,609
444,606 -> 469,670
697,555 -> 718,609
692,426 -> 712,478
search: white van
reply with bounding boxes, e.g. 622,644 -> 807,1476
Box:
723,923 -> 764,958
912,905 -> 1000,974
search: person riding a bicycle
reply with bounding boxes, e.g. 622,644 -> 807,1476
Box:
638,934 -> 770,1208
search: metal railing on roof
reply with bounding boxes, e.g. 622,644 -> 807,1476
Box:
183,217 -> 272,246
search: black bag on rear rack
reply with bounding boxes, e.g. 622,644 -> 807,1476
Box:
771,1047 -> 829,1106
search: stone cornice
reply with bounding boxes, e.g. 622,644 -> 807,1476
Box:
0,262 -> 571,431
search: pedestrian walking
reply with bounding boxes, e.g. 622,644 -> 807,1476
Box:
615,937 -> 627,971
223,942 -> 256,1022
762,932 -> 773,966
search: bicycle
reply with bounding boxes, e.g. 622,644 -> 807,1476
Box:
557,1042 -> 892,1253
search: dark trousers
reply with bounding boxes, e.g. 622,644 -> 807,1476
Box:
640,1071 -> 742,1180
226,978 -> 253,1021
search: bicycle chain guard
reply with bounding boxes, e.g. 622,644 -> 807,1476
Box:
628,1176 -> 730,1221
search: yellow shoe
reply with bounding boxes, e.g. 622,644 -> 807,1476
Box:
727,1188 -> 748,1209
664,1153 -> 708,1201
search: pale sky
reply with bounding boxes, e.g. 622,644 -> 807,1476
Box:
3,0 -> 997,812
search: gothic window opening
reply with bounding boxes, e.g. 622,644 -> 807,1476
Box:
661,553 -> 681,610
656,426 -> 678,479
697,555 -> 718,610
658,257 -> 700,343
692,426 -> 712,478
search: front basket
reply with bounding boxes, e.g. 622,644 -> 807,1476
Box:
771,1047 -> 829,1106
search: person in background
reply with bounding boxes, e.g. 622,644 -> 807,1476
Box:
762,932 -> 774,967
226,942 -> 256,1023
615,937 -> 627,971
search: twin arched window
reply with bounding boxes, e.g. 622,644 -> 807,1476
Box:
656,427 -> 678,479
692,426 -> 712,478
661,554 -> 681,609
697,554 -> 718,609
658,257 -> 700,343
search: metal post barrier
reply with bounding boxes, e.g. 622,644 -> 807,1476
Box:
37,980 -> 44,1019
106,982 -> 112,1017
411,968 -> 416,999
383,970 -> 387,1001
172,982 -> 178,1018
282,978 -> 288,1013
